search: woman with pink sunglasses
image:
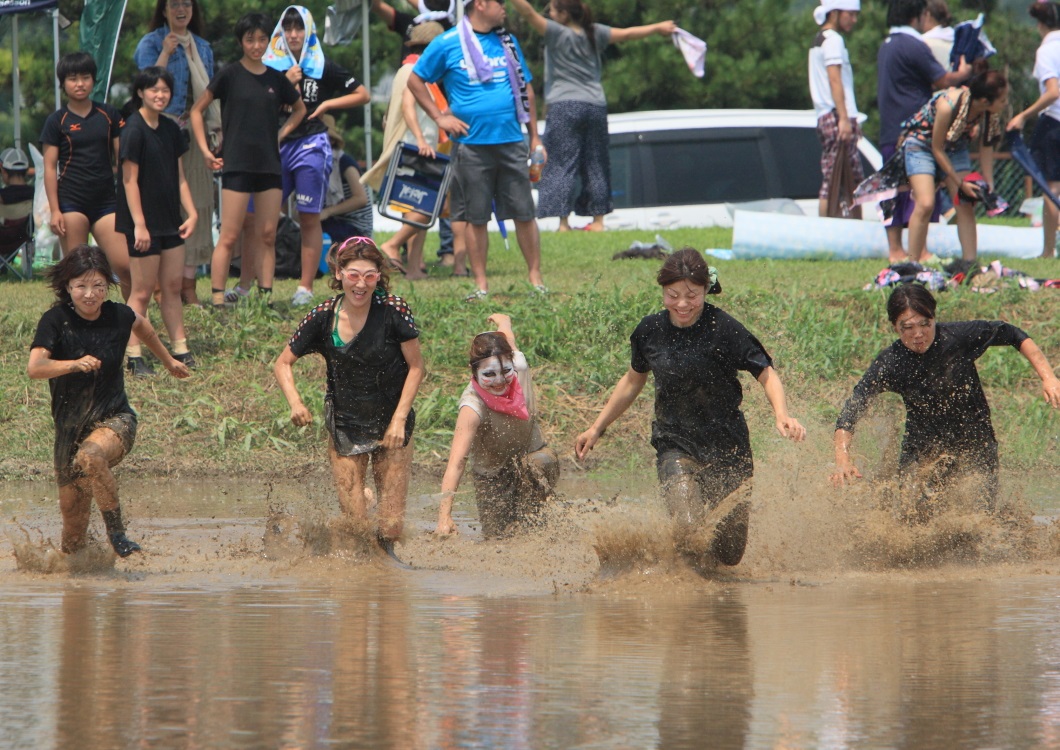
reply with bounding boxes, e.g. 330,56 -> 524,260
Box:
274,237 -> 424,561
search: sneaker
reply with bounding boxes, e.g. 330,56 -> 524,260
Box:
223,285 -> 251,304
108,532 -> 142,558
173,351 -> 198,369
532,284 -> 550,296
464,288 -> 488,302
291,287 -> 314,306
126,356 -> 155,378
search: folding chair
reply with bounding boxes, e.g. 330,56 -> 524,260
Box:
0,199 -> 34,280
377,142 -> 453,230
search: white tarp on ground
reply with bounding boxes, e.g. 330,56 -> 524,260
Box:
731,210 -> 1044,260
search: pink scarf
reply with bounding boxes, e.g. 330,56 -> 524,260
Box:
471,376 -> 529,420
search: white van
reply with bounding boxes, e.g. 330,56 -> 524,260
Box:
537,108 -> 883,231
372,109 -> 883,233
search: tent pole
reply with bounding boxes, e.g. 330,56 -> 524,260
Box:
52,7 -> 60,110
362,0 -> 372,169
12,14 -> 20,150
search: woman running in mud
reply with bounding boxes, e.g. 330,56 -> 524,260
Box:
831,284 -> 1060,520
28,245 -> 190,557
274,237 -> 424,560
435,314 -> 559,538
575,248 -> 806,567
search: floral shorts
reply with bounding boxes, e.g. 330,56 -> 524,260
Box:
817,110 -> 864,200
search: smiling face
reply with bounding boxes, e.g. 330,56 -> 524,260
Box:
662,280 -> 706,328
241,29 -> 270,62
165,0 -> 193,33
139,80 -> 172,114
473,355 -> 516,396
67,270 -> 109,319
893,308 -> 937,354
337,259 -> 381,308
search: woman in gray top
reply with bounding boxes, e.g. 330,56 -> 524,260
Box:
435,314 -> 559,539
509,0 -> 674,231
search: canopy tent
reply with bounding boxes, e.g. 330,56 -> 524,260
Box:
0,0 -> 61,151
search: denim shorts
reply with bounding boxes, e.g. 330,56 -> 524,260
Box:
903,138 -> 972,178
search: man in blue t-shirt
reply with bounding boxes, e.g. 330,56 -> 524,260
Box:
877,0 -> 971,262
409,0 -> 547,301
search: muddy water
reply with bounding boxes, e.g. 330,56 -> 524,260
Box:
3,471 -> 1060,749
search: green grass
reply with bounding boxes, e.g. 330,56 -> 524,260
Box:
1,225 -> 1058,481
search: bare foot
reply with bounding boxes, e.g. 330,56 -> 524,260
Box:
405,271 -> 428,281
583,222 -> 605,232
556,225 -> 571,233
888,252 -> 909,264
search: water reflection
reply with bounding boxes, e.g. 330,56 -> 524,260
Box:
3,576 -> 1060,747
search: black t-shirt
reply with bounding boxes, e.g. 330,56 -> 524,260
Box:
285,60 -> 362,142
287,292 -> 419,442
39,102 -> 123,207
835,320 -> 1029,459
0,184 -> 34,205
629,306 -> 773,468
30,301 -> 137,483
208,62 -> 300,175
115,111 -> 188,236
391,10 -> 453,61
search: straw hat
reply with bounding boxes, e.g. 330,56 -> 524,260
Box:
408,21 -> 444,49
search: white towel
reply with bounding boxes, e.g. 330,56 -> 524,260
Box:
672,28 -> 707,78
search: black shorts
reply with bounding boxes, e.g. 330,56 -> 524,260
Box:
222,171 -> 283,194
59,199 -> 116,225
125,233 -> 184,257
1031,114 -> 1060,183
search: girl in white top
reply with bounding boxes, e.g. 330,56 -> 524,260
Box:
435,314 -> 558,538
1007,1 -> 1060,258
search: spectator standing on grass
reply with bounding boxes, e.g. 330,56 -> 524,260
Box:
1007,1 -> 1060,259
808,0 -> 863,219
362,21 -> 467,281
40,52 -> 131,299
877,0 -> 971,262
134,0 -> 218,307
115,67 -> 199,378
508,0 -> 674,233
263,6 -> 370,307
409,0 -> 547,302
189,12 -> 305,309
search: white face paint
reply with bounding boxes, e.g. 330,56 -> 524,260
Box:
474,355 -> 516,395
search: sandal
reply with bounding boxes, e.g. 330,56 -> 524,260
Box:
384,255 -> 406,274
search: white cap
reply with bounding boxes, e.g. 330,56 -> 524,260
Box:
0,147 -> 29,171
814,0 -> 860,25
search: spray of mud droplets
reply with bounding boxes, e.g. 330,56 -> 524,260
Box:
7,523 -> 115,574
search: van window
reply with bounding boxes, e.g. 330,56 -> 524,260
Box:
640,129 -> 769,206
763,127 -> 823,200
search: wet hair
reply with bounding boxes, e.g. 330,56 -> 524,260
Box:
234,12 -> 273,43
656,247 -> 720,293
46,245 -> 116,307
469,332 -> 515,375
281,7 -> 305,30
130,67 -> 175,109
925,0 -> 951,26
148,0 -> 205,36
886,0 -> 927,28
424,0 -> 449,11
886,284 -> 937,325
56,51 -> 97,84
327,237 -> 391,293
552,0 -> 597,54
968,69 -> 1008,103
1031,1 -> 1060,29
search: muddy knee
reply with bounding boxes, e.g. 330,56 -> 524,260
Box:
72,443 -> 110,479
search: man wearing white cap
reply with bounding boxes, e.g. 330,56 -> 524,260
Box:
809,0 -> 862,218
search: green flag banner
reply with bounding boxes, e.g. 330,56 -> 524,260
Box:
79,0 -> 127,102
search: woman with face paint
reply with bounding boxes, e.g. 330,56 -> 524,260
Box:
274,237 -> 424,561
435,314 -> 559,538
831,284 -> 1060,520
575,248 -> 806,568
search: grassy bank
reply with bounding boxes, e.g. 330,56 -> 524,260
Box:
1,226 -> 1058,482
